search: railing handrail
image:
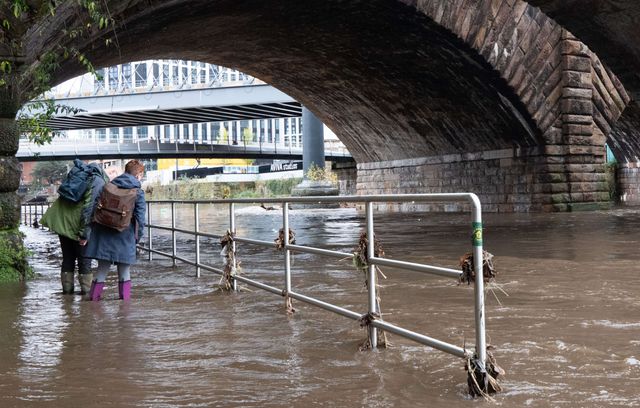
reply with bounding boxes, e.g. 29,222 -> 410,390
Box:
146,192 -> 478,205
21,193 -> 488,377
141,193 -> 486,369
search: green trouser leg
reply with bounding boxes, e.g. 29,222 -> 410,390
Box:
61,271 -> 75,294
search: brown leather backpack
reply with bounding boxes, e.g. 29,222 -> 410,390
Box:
93,183 -> 138,232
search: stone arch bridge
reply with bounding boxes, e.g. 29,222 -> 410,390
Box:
3,0 -> 640,213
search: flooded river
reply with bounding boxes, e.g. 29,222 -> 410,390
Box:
1,205 -> 639,407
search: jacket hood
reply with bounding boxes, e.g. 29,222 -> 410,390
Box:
87,163 -> 107,181
112,173 -> 141,189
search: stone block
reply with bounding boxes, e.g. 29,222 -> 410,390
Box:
0,157 -> 20,193
563,55 -> 591,72
562,87 -> 592,100
0,119 -> 19,156
0,191 -> 20,228
561,39 -> 590,57
562,71 -> 591,89
561,98 -> 593,115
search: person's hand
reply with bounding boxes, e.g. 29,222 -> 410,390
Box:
79,239 -> 87,246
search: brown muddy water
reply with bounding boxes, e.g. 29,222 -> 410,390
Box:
1,205 -> 640,407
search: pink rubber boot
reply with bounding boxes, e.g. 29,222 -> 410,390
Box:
118,280 -> 131,300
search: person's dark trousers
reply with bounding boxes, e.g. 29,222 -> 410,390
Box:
58,235 -> 92,294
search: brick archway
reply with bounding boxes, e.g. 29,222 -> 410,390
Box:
21,0 -> 638,210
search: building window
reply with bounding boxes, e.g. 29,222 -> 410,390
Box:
182,124 -> 189,141
172,63 -> 179,86
94,68 -> 106,93
123,127 -> 133,142
109,128 -> 119,143
135,63 -> 147,87
137,126 -> 148,141
162,63 -> 170,87
121,64 -> 132,90
108,66 -> 118,90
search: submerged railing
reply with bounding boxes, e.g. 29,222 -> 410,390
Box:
142,194 -> 488,373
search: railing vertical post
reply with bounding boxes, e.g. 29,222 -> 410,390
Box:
171,202 -> 177,266
366,201 -> 377,349
147,202 -> 153,261
28,204 -> 32,227
229,202 -> 237,291
471,195 -> 486,371
195,203 -> 201,278
283,202 -> 292,300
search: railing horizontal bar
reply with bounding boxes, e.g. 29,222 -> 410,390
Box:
147,224 -> 221,240
148,224 -> 173,232
286,244 -> 354,260
140,247 -> 172,258
147,193 -> 477,205
173,227 -> 197,235
234,275 -> 283,296
174,255 -> 194,265
197,263 -> 225,275
195,231 -> 221,239
372,319 -> 470,358
370,257 -> 462,279
288,290 -> 362,320
234,236 -> 275,248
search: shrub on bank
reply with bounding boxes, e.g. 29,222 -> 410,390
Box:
146,178 -> 303,201
0,229 -> 34,283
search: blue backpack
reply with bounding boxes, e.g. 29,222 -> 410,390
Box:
58,159 -> 92,203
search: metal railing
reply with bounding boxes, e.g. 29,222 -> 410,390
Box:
21,202 -> 52,229
142,194 -> 488,371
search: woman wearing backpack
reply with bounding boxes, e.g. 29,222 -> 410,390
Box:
40,161 -> 109,295
84,160 -> 146,301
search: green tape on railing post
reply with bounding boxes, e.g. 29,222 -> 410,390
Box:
472,222 -> 482,247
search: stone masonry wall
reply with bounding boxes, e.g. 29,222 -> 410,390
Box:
356,148 -> 546,213
619,163 -> 640,205
333,162 -> 357,196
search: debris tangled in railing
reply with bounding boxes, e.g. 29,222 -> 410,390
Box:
219,230 -> 239,291
275,228 -> 296,313
353,231 -> 389,350
459,250 -> 504,397
274,227 -> 296,250
466,346 -> 505,399
459,250 -> 496,285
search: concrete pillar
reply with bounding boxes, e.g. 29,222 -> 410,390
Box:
302,107 -> 325,177
292,107 -> 338,203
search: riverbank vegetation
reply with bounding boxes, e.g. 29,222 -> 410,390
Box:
145,177 -> 304,201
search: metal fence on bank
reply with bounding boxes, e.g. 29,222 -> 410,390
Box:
21,202 -> 52,229
142,193 -> 488,371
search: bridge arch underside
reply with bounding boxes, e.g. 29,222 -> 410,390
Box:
37,0 -> 639,211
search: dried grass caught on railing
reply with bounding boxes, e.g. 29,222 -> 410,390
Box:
465,346 -> 505,399
353,231 -> 389,350
274,227 -> 296,313
459,250 -> 497,285
219,229 -> 239,291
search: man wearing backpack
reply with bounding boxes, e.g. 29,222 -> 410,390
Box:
84,160 -> 146,301
40,161 -> 109,295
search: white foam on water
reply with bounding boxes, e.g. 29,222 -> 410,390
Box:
580,320 -> 640,329
626,357 -> 640,366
